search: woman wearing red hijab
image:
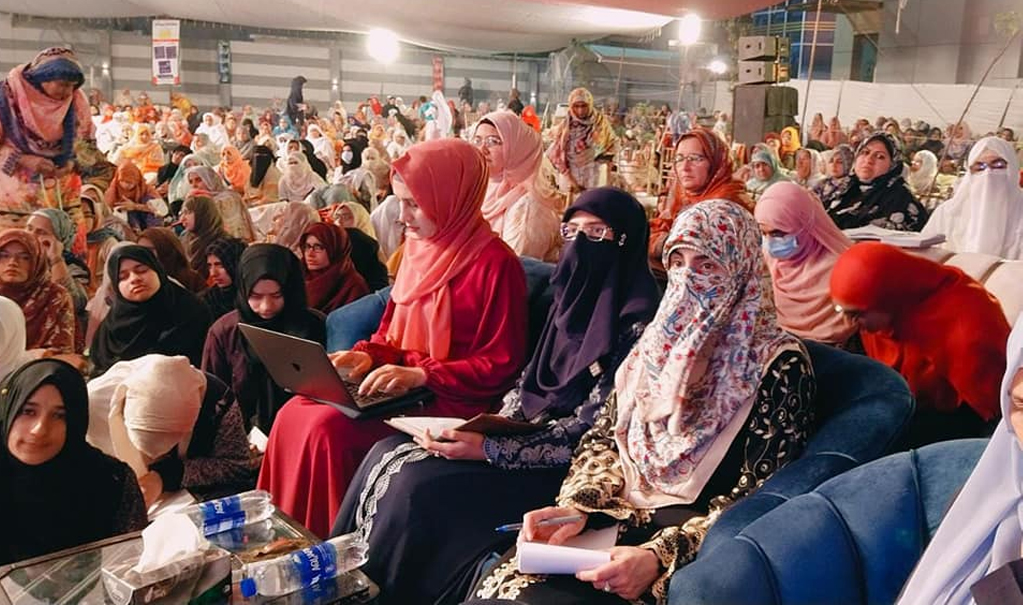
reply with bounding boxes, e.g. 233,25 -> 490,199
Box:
830,242 -> 1010,446
257,139 -> 529,538
648,128 -> 752,280
300,223 -> 369,315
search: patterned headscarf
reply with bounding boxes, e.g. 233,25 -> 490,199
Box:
614,200 -> 801,508
0,48 -> 91,167
545,87 -> 617,174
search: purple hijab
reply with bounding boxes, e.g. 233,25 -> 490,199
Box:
519,187 -> 660,420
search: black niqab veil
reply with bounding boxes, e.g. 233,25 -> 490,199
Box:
519,187 -> 660,419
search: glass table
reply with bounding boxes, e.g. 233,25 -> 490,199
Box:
0,509 -> 377,605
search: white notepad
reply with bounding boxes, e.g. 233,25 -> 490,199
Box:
515,525 -> 618,575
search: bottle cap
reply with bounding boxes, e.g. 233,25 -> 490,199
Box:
240,577 -> 257,598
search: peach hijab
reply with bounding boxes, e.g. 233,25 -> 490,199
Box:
387,139 -> 495,358
477,110 -> 561,233
754,182 -> 856,344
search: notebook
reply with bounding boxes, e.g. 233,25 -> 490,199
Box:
843,225 -> 946,248
238,324 -> 433,419
384,413 -> 540,441
516,526 -> 618,575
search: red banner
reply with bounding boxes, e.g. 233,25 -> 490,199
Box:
432,56 -> 445,92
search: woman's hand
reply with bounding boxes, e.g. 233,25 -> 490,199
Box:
359,364 -> 426,396
327,350 -> 373,379
575,546 -> 660,600
137,471 -> 165,508
17,154 -> 56,176
416,428 -> 485,460
36,234 -> 63,265
522,505 -> 587,545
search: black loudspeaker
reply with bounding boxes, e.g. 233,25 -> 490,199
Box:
732,84 -> 799,148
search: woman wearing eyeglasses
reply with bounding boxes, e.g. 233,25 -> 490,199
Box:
474,111 -> 564,262
329,187 -> 659,603
257,139 -> 529,538
0,229 -> 75,355
474,199 -> 814,604
921,136 -> 1022,259
299,223 -> 370,315
830,242 -> 1010,447
648,128 -> 753,281
825,132 -> 929,231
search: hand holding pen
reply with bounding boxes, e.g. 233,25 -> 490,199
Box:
507,506 -> 587,545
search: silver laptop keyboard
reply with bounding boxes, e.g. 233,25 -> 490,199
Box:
341,377 -> 395,407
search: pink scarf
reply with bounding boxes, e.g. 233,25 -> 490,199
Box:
388,139 -> 496,359
754,182 -> 857,344
477,111 -> 561,234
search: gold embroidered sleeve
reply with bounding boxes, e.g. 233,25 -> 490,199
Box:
554,393 -> 648,525
639,496 -> 730,601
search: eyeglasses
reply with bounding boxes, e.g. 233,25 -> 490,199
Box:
968,158 -> 1008,173
674,153 -> 708,165
300,242 -> 327,253
471,135 -> 502,148
0,251 -> 32,264
560,223 -> 622,244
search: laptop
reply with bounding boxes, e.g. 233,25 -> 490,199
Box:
238,324 -> 433,419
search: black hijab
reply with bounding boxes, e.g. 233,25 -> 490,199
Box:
299,139 -> 328,180
235,244 -> 324,431
286,76 -> 306,126
0,360 -> 143,565
90,246 -> 212,375
829,131 -> 928,231
200,237 -> 247,321
519,187 -> 660,420
250,145 -> 276,188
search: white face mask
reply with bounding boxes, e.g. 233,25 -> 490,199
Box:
341,151 -> 354,164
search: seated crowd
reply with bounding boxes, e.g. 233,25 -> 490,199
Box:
0,46 -> 1021,605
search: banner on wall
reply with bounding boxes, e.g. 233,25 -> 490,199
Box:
432,56 -> 444,92
151,19 -> 181,86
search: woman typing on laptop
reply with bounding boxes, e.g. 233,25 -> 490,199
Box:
257,139 -> 529,538
330,187 -> 660,603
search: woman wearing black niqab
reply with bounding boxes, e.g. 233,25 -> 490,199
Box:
330,187 -> 661,604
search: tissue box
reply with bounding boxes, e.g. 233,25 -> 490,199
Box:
101,546 -> 231,605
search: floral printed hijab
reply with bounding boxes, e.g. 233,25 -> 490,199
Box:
614,200 -> 802,508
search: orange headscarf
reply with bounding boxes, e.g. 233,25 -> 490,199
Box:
386,139 -> 496,359
830,242 -> 1009,419
105,162 -> 159,207
218,145 -> 251,194
649,129 -> 752,275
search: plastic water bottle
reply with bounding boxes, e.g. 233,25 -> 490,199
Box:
180,490 -> 274,537
239,533 -> 369,598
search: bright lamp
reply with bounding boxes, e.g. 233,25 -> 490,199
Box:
367,28 -> 400,64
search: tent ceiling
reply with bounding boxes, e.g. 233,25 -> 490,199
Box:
4,0 -> 781,53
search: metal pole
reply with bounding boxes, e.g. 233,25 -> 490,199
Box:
998,81 -> 1020,128
929,28 -> 1021,193
614,47 -> 624,100
799,0 -> 824,139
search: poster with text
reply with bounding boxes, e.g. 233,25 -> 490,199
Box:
152,19 -> 181,85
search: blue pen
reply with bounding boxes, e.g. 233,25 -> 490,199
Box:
495,514 -> 584,533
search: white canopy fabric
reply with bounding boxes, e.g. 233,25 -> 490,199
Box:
3,0 -> 779,53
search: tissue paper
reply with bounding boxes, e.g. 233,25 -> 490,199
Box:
133,513 -> 208,574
